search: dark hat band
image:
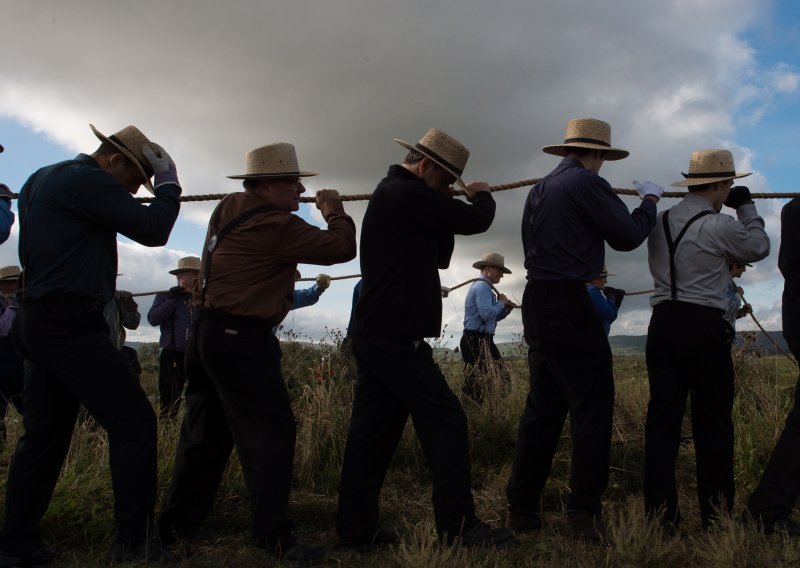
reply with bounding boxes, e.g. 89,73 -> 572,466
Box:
563,137 -> 611,147
415,143 -> 464,176
682,170 -> 736,179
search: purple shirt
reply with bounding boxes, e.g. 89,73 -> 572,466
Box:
147,291 -> 194,352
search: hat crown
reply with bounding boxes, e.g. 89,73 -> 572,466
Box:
686,149 -> 736,176
229,143 -> 318,179
416,128 -> 470,176
480,252 -> 505,267
563,118 -> 612,146
0,265 -> 20,280
90,124 -> 156,192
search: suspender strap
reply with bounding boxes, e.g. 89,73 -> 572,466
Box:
200,198 -> 274,307
662,209 -> 713,300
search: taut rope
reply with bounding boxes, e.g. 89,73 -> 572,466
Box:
739,290 -> 798,366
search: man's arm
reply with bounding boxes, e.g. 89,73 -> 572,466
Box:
474,282 -> 506,325
291,285 -> 322,310
147,293 -> 175,326
0,186 -> 14,245
585,176 -> 657,251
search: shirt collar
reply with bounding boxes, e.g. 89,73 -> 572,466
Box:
683,192 -> 717,212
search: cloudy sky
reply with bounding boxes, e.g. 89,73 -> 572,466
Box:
1,0 -> 798,345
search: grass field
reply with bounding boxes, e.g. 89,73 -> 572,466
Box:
2,336 -> 800,567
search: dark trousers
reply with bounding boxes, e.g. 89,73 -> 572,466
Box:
507,279 -> 613,515
0,337 -> 25,445
337,336 -> 477,541
158,348 -> 186,419
644,301 -> 735,526
158,309 -> 296,547
2,298 -> 157,553
460,330 -> 509,401
748,336 -> 800,521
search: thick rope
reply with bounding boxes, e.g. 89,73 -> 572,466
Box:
739,290 -> 798,366
7,177 -> 789,203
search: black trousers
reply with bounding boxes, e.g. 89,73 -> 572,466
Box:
644,301 -> 735,526
158,348 -> 186,419
507,279 -> 613,515
2,298 -> 157,553
460,330 -> 509,401
337,336 -> 477,541
748,336 -> 800,521
158,309 -> 296,548
0,336 -> 25,445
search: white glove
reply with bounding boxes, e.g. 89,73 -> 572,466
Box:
633,180 -> 664,200
316,274 -> 331,291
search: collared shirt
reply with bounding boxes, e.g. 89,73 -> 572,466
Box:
352,165 -> 495,341
463,275 -> 508,334
0,199 -> 14,245
522,157 -> 657,281
17,154 -> 180,302
648,193 -> 770,311
0,295 -> 18,338
586,283 -> 618,336
148,291 -> 194,352
199,190 -> 356,324
103,298 -> 141,350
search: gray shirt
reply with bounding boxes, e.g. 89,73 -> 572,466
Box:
648,193 -> 770,311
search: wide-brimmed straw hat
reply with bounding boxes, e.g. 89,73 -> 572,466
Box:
227,143 -> 318,179
90,124 -> 155,193
169,256 -> 201,275
0,265 -> 21,281
543,118 -> 629,161
472,253 -> 511,274
671,149 -> 752,187
395,128 -> 470,190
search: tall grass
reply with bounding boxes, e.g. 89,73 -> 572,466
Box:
0,336 -> 798,566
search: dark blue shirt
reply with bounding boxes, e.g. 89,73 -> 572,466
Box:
586,284 -> 618,336
148,291 -> 194,352
0,199 -> 14,244
522,157 -> 656,281
18,154 -> 180,302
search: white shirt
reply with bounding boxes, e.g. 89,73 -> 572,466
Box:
648,193 -> 770,311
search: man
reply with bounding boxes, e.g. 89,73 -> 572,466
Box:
0,124 -> 181,566
0,265 -> 23,447
507,118 -> 662,542
723,261 -> 752,333
104,279 -> 143,382
158,142 -> 355,564
148,256 -> 200,419
337,128 -> 517,550
745,195 -> 800,535
645,149 -> 769,530
460,252 -> 515,402
586,266 -> 626,336
0,144 -> 13,245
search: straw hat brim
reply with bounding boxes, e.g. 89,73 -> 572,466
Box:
472,260 -> 511,274
542,144 -> 629,161
671,171 -> 751,187
169,268 -> 201,275
227,171 -> 318,180
90,125 -> 154,194
394,139 -> 468,191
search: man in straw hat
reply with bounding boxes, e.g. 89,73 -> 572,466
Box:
507,117 -> 663,542
147,256 -> 200,419
337,128 -> 517,550
0,265 -> 24,448
0,125 -> 181,566
460,252 -> 515,402
585,266 -> 626,336
744,194 -> 800,536
158,143 -> 355,564
644,149 -> 769,531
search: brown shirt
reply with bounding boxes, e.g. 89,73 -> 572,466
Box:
198,190 -> 356,324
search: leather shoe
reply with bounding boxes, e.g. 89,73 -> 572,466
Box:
0,545 -> 56,567
339,527 -> 399,552
109,541 -> 176,565
506,509 -> 543,532
452,521 -> 519,549
568,511 -> 610,545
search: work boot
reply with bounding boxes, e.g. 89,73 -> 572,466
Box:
0,545 -> 56,567
339,526 -> 400,552
452,521 -> 518,549
506,509 -> 543,532
567,511 -> 609,545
